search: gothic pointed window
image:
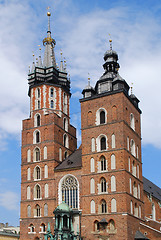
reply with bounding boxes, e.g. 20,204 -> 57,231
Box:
34,148 -> 40,162
27,205 -> 31,217
100,136 -> 106,150
35,204 -> 41,217
40,223 -> 46,233
50,88 -> 54,98
44,203 -> 48,217
36,115 -> 40,127
63,134 -> 68,148
101,199 -> 107,213
61,175 -> 78,209
34,130 -> 40,144
101,156 -> 107,171
101,178 -> 107,192
130,139 -> 135,156
29,224 -> 34,233
130,113 -> 135,130
34,166 -> 41,180
111,198 -> 117,212
100,110 -> 105,124
34,184 -> 41,199
51,100 -> 54,108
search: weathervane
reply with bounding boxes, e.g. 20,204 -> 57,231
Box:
108,33 -> 112,50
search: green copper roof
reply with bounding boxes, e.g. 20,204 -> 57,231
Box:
55,201 -> 70,212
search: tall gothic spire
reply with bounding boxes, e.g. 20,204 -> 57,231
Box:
43,10 -> 56,68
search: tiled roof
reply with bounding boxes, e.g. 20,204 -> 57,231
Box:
143,176 -> 161,201
55,149 -> 82,171
135,230 -> 149,239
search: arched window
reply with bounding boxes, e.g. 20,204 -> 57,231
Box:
100,136 -> 106,150
130,201 -> 133,214
44,203 -> 48,217
45,184 -> 48,198
127,137 -> 129,151
111,154 -> 116,170
128,157 -> 130,172
100,156 -> 107,171
44,165 -> 48,178
101,178 -> 107,193
27,186 -> 30,200
34,184 -> 41,199
27,149 -> 31,162
132,161 -> 136,177
130,139 -> 135,156
94,220 -> 99,232
101,199 -> 107,213
27,205 -> 31,217
152,203 -> 156,220
90,200 -> 95,213
111,198 -> 117,212
35,204 -> 41,217
63,93 -> 67,114
136,146 -> 139,159
90,158 -> 95,172
138,184 -> 140,199
34,166 -> 41,180
109,219 -> 116,232
44,146 -> 47,159
139,205 -> 141,218
133,182 -> 137,198
59,148 -> 62,161
129,178 -> 132,194
137,165 -> 139,178
63,118 -> 68,131
111,134 -> 115,148
27,168 -> 31,181
33,130 -> 40,144
34,148 -> 40,162
63,134 -> 68,148
100,110 -> 105,124
35,114 -> 40,127
111,176 -> 116,192
91,138 -> 95,152
130,113 -> 135,130
29,224 -> 34,233
61,175 -> 78,209
90,178 -> 95,194
134,203 -> 138,217
40,223 -> 46,233
37,88 -> 40,98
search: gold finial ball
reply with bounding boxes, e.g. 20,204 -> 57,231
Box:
47,11 -> 51,16
109,39 -> 112,42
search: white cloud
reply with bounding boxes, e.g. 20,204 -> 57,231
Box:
0,191 -> 19,210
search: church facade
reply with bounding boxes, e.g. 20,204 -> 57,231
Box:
20,11 -> 161,240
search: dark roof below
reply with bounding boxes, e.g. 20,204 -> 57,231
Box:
135,230 -> 149,239
55,149 -> 82,171
143,176 -> 161,201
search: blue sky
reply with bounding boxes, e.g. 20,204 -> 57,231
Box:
0,0 -> 161,226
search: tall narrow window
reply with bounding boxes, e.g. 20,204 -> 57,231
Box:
111,134 -> 115,148
64,151 -> 67,159
130,139 -> 135,156
129,178 -> 132,194
101,178 -> 107,192
34,148 -> 40,162
90,200 -> 95,213
37,88 -> 40,98
100,136 -> 106,150
34,130 -> 40,144
90,158 -> 95,172
35,185 -> 41,199
134,203 -> 138,217
27,168 -> 31,181
127,137 -> 129,151
51,100 -> 54,108
91,138 -> 95,152
130,113 -> 135,130
44,203 -> 48,217
133,182 -> 137,198
130,201 -> 133,214
34,166 -> 41,180
35,204 -> 41,217
41,223 -> 46,233
111,154 -> 116,170
63,134 -> 68,148
44,165 -> 48,178
128,157 -> 130,172
38,100 -> 40,109
152,203 -> 156,220
111,198 -> 117,212
27,205 -> 31,217
138,184 -> 140,199
59,148 -> 62,162
27,186 -> 30,200
101,156 -> 107,171
50,88 -> 54,98
100,110 -> 105,124
29,224 -> 34,233
45,184 -> 48,198
63,118 -> 68,131
44,146 -> 47,159
101,199 -> 107,213
90,178 -> 95,194
36,115 -> 40,127
111,176 -> 116,192
27,149 -> 31,162
63,93 -> 67,114
139,205 -> 141,218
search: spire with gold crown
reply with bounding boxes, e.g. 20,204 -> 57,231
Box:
43,9 -> 56,68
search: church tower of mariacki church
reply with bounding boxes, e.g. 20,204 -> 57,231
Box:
20,11 -> 161,240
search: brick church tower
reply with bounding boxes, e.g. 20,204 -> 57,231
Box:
20,11 -> 77,240
20,10 -> 161,240
80,40 -> 143,239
